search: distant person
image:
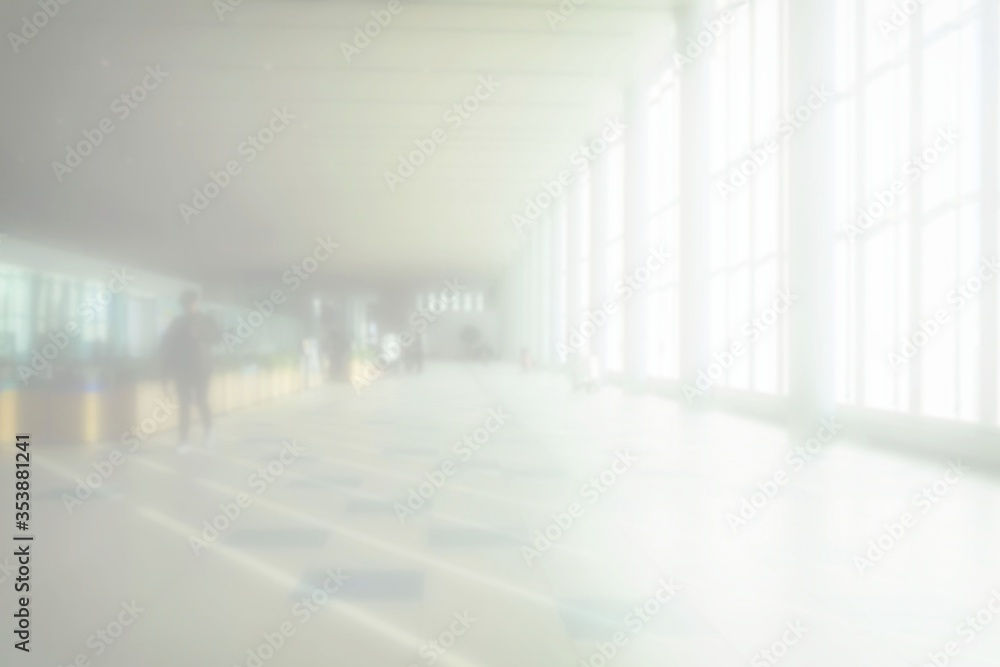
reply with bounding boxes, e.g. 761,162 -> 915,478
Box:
162,290 -> 220,452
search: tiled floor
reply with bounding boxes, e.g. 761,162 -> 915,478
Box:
4,363 -> 1000,665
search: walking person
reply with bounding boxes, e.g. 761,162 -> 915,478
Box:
162,289 -> 220,452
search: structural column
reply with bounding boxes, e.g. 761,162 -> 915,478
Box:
550,198 -> 568,365
786,0 -> 838,430
565,175 -> 584,357
535,216 -> 553,366
981,0 -> 999,424
676,2 -> 712,395
589,146 -> 610,369
622,80 -> 650,390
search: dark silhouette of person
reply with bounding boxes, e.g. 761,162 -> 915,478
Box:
162,290 -> 220,451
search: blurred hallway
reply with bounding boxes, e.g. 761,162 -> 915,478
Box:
3,0 -> 1000,663
9,363 -> 999,666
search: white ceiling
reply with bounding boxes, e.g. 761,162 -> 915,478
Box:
0,0 -> 679,284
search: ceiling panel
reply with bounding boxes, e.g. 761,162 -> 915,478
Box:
0,0 -> 680,283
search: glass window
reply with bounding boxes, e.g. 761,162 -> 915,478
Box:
704,0 -> 788,394
835,0 -> 984,420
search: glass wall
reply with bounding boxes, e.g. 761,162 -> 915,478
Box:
704,0 -> 789,395
0,266 -> 132,363
0,267 -> 31,359
834,0 -> 984,420
512,0 -> 1000,433
0,256 -> 306,374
